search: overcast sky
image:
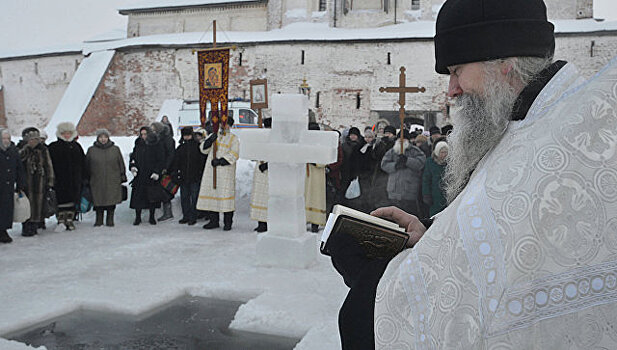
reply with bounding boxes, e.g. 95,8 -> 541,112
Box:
1,0 -> 617,52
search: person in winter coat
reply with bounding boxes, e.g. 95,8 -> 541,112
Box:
352,129 -> 377,213
85,129 -> 127,227
197,118 -> 239,231
129,126 -> 165,225
170,126 -> 206,225
161,115 -> 174,136
249,118 -> 271,233
422,140 -> 449,217
341,127 -> 366,200
20,129 -> 55,237
380,131 -> 426,216
0,129 -> 26,243
47,122 -> 85,231
369,125 -> 397,210
16,127 -> 39,150
151,121 -> 176,221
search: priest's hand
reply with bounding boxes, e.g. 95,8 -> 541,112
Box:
371,206 -> 427,246
258,162 -> 268,172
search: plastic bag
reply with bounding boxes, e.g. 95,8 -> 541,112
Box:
345,177 -> 361,200
13,191 -> 31,223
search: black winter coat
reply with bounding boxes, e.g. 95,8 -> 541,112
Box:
341,137 -> 366,190
170,138 -> 206,185
48,139 -> 85,205
20,142 -> 55,222
0,143 -> 26,230
129,135 -> 165,209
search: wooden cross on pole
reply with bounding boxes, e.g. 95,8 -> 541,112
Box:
379,67 -> 426,153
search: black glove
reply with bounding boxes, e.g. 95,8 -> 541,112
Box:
211,158 -> 230,167
202,133 -> 217,150
258,162 -> 268,172
395,154 -> 407,170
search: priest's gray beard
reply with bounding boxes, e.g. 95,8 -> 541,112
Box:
443,68 -> 519,204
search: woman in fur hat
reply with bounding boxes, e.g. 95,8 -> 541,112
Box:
129,126 -> 165,225
85,129 -> 127,227
19,129 -> 54,237
47,122 -> 85,231
0,129 -> 26,243
422,140 -> 449,217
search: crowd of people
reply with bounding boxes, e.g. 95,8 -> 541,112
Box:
0,113 -> 451,244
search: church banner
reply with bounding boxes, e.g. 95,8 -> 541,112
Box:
198,48 -> 230,134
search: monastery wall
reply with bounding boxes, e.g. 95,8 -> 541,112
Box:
0,54 -> 83,134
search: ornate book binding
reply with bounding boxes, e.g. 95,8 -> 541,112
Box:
321,214 -> 410,260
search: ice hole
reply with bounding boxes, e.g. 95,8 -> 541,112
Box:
7,296 -> 300,350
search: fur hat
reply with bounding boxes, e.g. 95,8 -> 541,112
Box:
21,127 -> 39,138
56,122 -> 78,141
24,129 -> 41,142
39,130 -> 48,141
96,128 -> 110,139
181,126 -> 194,136
383,125 -> 397,135
434,140 -> 449,156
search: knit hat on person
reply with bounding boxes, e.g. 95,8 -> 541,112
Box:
348,127 -> 361,137
364,129 -> 375,138
434,0 -> 555,74
96,128 -> 110,139
429,126 -> 441,135
383,125 -> 397,135
181,126 -> 194,136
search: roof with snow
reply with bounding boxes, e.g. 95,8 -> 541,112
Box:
118,0 -> 267,14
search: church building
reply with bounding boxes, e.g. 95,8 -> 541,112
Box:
0,0 -> 614,135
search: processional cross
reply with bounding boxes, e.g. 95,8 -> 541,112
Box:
379,67 -> 426,152
239,94 -> 338,268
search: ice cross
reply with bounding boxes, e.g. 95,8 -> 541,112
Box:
239,94 -> 339,268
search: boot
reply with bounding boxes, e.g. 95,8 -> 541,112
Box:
149,208 -> 157,225
38,221 -> 46,230
56,212 -> 66,230
157,201 -> 173,222
65,211 -> 76,231
133,209 -> 142,226
0,230 -> 12,243
106,207 -> 115,227
311,224 -> 319,233
22,222 -> 37,237
94,209 -> 104,227
202,212 -> 219,229
254,221 -> 267,233
223,212 -> 233,231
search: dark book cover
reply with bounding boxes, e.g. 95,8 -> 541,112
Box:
321,215 -> 410,260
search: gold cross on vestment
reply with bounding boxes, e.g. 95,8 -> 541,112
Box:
379,67 -> 426,153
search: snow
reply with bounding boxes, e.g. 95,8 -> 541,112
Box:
44,50 -> 115,138
286,8 -> 308,20
118,0 -> 262,12
0,43 -> 82,60
0,135 -> 348,350
84,28 -> 127,43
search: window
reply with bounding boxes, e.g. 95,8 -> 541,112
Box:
319,0 -> 326,11
239,109 -> 257,124
411,0 -> 420,10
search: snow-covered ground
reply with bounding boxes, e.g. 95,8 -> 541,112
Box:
0,136 -> 348,350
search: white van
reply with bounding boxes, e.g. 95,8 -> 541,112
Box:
176,99 -> 260,130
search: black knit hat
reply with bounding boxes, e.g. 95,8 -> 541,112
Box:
348,127 -> 361,137
383,125 -> 397,135
434,0 -> 555,74
429,126 -> 441,135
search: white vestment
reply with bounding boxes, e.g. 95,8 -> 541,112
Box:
375,60 -> 617,349
250,162 -> 268,222
196,131 -> 239,213
305,163 -> 327,225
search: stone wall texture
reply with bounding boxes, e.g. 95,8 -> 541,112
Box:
0,54 -> 82,134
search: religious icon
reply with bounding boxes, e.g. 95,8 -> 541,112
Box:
203,63 -> 223,89
250,79 -> 268,109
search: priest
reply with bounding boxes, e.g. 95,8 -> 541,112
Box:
197,117 -> 239,231
329,0 -> 617,349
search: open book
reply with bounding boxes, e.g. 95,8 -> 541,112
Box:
320,205 -> 410,260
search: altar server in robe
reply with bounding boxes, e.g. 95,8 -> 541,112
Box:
249,118 -> 271,233
305,122 -> 327,233
197,117 -> 239,231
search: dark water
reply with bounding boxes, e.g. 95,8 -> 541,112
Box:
9,296 -> 300,350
